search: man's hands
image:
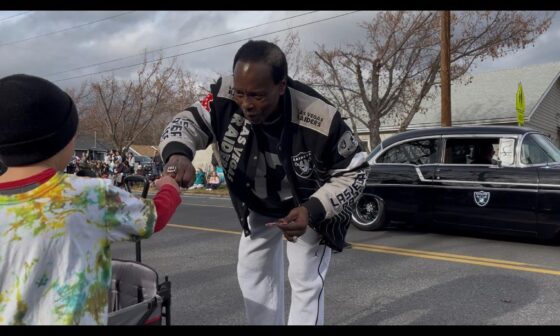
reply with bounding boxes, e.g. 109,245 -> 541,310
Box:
164,154 -> 196,188
266,206 -> 309,242
162,153 -> 309,242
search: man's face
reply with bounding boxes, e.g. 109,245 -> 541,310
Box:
232,61 -> 286,124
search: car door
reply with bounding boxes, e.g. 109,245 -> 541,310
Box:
371,137 -> 440,224
521,132 -> 560,238
432,135 -> 538,236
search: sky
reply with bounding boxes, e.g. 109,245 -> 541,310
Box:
0,10 -> 559,92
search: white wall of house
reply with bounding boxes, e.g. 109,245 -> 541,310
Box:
526,78 -> 560,145
191,146 -> 215,171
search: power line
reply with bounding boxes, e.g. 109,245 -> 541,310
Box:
0,11 -> 135,48
42,11 -> 317,78
0,11 -> 32,24
52,11 -> 360,83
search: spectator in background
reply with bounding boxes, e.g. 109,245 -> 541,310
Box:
127,152 -> 135,171
206,171 -> 221,190
215,165 -> 225,184
471,143 -> 496,164
189,168 -> 206,190
113,159 -> 127,187
153,149 -> 163,177
211,153 -> 225,184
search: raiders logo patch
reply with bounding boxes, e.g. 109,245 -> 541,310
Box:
474,191 -> 490,207
337,131 -> 359,158
292,151 -> 314,178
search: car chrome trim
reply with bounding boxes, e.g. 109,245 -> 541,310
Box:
370,184 -> 539,192
415,167 -> 430,182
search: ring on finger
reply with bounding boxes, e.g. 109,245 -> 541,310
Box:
166,165 -> 177,176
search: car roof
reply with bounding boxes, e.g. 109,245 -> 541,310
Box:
380,125 -> 537,148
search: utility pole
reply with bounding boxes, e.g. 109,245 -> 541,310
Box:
440,10 -> 451,127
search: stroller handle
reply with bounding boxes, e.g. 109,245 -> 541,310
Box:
122,175 -> 150,263
123,175 -> 150,199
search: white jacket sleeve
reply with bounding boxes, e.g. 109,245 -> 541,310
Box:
158,102 -> 214,163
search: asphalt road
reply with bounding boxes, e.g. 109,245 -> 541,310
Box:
112,194 -> 560,325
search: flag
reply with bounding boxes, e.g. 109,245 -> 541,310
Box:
516,82 -> 525,126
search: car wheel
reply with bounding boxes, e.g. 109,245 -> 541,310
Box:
351,194 -> 386,231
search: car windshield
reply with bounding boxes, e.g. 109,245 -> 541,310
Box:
367,144 -> 382,165
520,133 -> 560,165
136,156 -> 152,163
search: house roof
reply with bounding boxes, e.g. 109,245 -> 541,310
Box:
129,145 -> 159,158
377,61 -> 560,131
74,134 -> 110,152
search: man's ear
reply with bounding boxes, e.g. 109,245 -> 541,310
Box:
278,78 -> 287,96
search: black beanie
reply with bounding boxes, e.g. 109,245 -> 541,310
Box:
0,74 -> 79,167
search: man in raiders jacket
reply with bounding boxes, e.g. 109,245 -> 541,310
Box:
159,40 -> 368,325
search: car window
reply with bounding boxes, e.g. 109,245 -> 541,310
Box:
443,138 -> 499,165
521,133 -> 560,165
377,139 -> 439,164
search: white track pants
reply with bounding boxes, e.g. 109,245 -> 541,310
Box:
237,211 -> 332,325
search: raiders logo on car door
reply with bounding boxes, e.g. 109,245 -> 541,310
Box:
474,191 -> 490,207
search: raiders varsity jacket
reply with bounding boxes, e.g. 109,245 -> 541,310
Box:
159,76 -> 369,252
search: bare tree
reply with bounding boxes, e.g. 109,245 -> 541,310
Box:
304,11 -> 553,149
306,49 -> 366,141
85,56 -> 201,151
66,80 -> 96,134
137,68 -> 201,145
280,31 -> 304,80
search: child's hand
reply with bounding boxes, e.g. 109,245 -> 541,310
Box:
154,175 -> 180,192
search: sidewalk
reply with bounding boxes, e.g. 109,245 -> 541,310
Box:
182,186 -> 229,197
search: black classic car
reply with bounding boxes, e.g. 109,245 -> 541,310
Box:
352,126 -> 560,240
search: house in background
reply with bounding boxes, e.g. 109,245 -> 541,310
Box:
128,144 -> 215,171
128,145 -> 159,159
74,134 -> 110,161
355,61 -> 560,149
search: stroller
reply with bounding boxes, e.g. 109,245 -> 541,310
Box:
108,175 -> 172,325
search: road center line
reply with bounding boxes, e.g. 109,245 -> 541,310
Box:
168,224 -> 240,235
167,223 -> 560,276
180,203 -> 234,208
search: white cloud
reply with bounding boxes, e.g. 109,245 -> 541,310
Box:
105,22 -> 157,55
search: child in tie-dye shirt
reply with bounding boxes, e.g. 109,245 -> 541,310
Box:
0,74 -> 182,325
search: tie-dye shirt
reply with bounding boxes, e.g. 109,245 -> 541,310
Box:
0,172 -> 156,325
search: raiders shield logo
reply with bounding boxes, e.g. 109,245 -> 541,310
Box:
292,151 -> 314,178
338,131 -> 359,158
473,191 -> 490,207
